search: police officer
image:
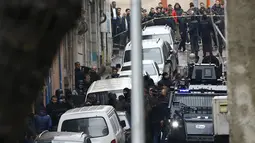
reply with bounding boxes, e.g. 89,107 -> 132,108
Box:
202,52 -> 219,66
200,13 -> 213,57
189,15 -> 199,62
178,12 -> 188,51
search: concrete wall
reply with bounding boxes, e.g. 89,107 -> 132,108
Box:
114,0 -> 207,11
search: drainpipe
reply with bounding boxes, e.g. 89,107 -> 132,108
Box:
58,49 -> 62,89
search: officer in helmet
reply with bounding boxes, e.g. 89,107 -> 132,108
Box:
202,52 -> 219,67
188,53 -> 196,78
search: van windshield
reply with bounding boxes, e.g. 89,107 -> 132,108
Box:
142,34 -> 173,45
61,117 -> 109,138
121,64 -> 157,75
86,90 -> 123,104
124,48 -> 162,64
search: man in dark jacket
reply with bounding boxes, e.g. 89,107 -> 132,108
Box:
116,95 -> 126,111
35,109 -> 52,134
89,66 -> 101,82
24,112 -> 37,143
200,14 -> 213,57
46,96 -> 59,130
150,95 -> 169,143
111,68 -> 119,78
202,52 -> 220,67
178,12 -> 187,51
158,72 -> 172,89
148,7 -> 155,19
189,15 -> 199,62
74,62 -> 84,91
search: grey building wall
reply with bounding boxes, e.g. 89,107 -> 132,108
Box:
61,0 -> 113,89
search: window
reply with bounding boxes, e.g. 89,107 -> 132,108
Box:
121,66 -> 131,71
165,41 -> 172,50
124,48 -> 163,64
121,64 -> 156,75
143,64 -> 157,75
162,43 -> 169,59
204,68 -> 213,78
143,48 -> 162,64
124,50 -> 131,63
142,34 -> 172,45
110,118 -> 117,134
61,117 -> 109,138
154,62 -> 160,74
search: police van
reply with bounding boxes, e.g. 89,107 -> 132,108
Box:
168,63 -> 227,143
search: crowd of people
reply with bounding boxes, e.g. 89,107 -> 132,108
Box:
111,0 -> 225,60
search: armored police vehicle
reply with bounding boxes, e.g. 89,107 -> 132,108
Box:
168,63 -> 227,143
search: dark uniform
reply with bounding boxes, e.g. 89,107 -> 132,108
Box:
189,16 -> 199,60
178,16 -> 187,51
200,15 -> 213,56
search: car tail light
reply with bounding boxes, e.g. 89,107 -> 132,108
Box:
111,139 -> 116,143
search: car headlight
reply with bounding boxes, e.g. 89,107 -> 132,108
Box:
172,121 -> 179,128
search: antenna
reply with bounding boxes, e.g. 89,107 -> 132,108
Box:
156,38 -> 160,43
142,25 -> 147,31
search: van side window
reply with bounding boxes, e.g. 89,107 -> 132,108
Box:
162,43 -> 169,60
109,111 -> 121,132
165,41 -> 172,51
110,118 -> 117,134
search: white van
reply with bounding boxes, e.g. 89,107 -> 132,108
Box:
85,78 -> 131,104
118,60 -> 162,84
58,105 -> 126,143
123,39 -> 178,76
142,25 -> 175,50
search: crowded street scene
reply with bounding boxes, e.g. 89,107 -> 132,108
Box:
24,0 -> 228,143
2,0 -> 253,143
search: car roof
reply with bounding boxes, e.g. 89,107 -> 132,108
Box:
63,105 -> 114,116
142,25 -> 172,35
87,77 -> 131,94
36,131 -> 88,142
122,60 -> 155,67
125,39 -> 164,50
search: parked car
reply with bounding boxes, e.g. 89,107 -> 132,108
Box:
58,105 -> 126,143
118,60 -> 162,84
123,39 -> 178,77
84,77 -> 131,104
35,131 -> 91,143
142,25 -> 175,50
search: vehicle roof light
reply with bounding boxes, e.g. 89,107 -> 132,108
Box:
178,89 -> 189,93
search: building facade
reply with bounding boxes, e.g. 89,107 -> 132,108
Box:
44,0 -> 113,103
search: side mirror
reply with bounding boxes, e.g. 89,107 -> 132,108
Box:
120,120 -> 126,128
